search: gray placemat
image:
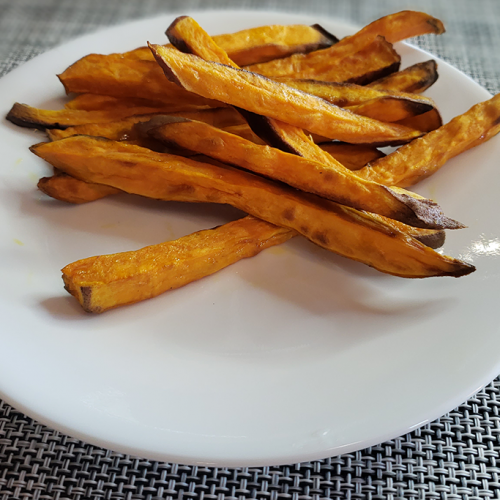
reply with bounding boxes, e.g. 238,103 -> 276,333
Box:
2,1 -> 500,498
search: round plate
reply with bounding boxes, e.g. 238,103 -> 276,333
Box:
1,10 -> 499,467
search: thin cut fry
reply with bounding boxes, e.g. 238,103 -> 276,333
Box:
36,172 -> 445,249
395,108 -> 443,133
355,93 -> 500,187
30,136 -> 473,278
149,44 -> 422,146
368,60 -> 439,93
47,108 -> 244,141
65,94 -> 168,110
149,117 -> 461,229
160,18 -> 455,232
6,102 -> 205,130
252,36 -> 402,83
58,54 -> 223,107
38,172 -> 121,204
62,215 -> 295,313
274,78 -> 437,122
246,11 -> 444,78
125,23 -> 339,66
344,96 -> 432,122
318,142 -> 385,170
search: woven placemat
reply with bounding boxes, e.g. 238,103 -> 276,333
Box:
2,1 -> 500,498
2,380 -> 500,499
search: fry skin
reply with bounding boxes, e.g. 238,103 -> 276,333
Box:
47,108 -> 244,141
149,44 -> 422,146
368,60 -> 439,93
38,172 -> 121,204
355,93 -> 500,187
161,18 -> 454,234
62,215 -> 296,313
30,136 -> 474,278
125,23 -> 339,66
149,117 -> 461,229
272,78 -> 437,122
246,11 -> 444,78
6,102 -> 206,130
36,171 -> 445,249
250,36 -> 402,83
57,54 -> 224,107
318,142 -> 385,170
65,94 -> 169,110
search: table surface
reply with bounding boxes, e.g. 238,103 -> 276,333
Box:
2,1 -> 500,499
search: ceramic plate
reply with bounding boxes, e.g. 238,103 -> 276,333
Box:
1,10 -> 499,467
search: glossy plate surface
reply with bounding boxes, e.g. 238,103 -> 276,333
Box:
1,10 -> 499,467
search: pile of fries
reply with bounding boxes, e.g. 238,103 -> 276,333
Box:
8,11 -> 500,313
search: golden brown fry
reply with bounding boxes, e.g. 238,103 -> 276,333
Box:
47,115 -> 161,141
37,171 -> 444,249
368,60 -> 439,93
159,20 -> 452,232
65,94 -> 167,110
344,96 -> 431,122
355,93 -> 500,187
350,10 -> 444,44
57,54 -> 223,107
273,78 -> 437,122
251,36 -> 401,83
150,118 -> 462,230
395,108 -> 443,133
222,124 -> 266,144
149,44 -> 422,146
30,136 -> 473,278
62,215 -> 296,313
318,142 -> 385,170
6,102 -> 206,130
47,108 -> 244,141
164,17 -> 445,242
38,172 -> 121,204
246,11 -> 443,78
125,23 -> 339,65
167,16 -> 237,65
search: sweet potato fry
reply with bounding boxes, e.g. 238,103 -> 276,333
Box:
272,78 -> 437,122
395,108 -> 443,133
47,108 -> 244,141
30,136 -> 473,278
318,142 -> 385,170
6,102 -> 207,130
344,96 -> 432,122
58,54 -> 223,107
47,115 -> 161,141
64,94 -> 168,110
213,23 -> 339,66
160,19 -> 455,232
62,215 -> 296,313
125,23 -> 339,66
150,118 -> 461,229
149,44 -> 422,146
368,60 -> 439,93
240,115 -> 435,199
355,93 -> 500,187
246,11 -> 444,78
37,171 -> 445,249
38,171 -> 121,204
163,14 -> 448,247
251,36 -> 401,83
348,10 -> 444,44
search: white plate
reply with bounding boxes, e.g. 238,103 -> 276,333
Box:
1,10 -> 499,468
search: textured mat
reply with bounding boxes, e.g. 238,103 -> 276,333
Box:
1,378 -> 500,499
2,1 -> 500,498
